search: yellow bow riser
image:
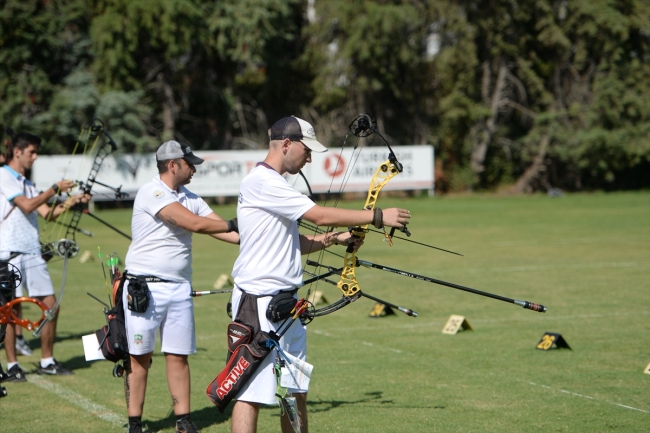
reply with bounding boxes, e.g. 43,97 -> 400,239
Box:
337,157 -> 401,297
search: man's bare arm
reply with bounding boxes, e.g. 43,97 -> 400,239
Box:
157,202 -> 231,234
204,212 -> 240,244
301,205 -> 411,229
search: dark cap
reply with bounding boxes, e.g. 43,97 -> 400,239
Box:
155,140 -> 204,165
269,116 -> 327,153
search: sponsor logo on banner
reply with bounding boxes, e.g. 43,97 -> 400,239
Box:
217,357 -> 251,399
324,154 -> 345,177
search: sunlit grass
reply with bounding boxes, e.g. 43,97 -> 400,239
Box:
1,191 -> 649,432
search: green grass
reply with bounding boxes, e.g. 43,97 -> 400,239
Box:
1,192 -> 649,432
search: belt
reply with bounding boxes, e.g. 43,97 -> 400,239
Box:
124,272 -> 172,283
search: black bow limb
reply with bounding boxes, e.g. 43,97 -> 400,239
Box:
301,260 -> 418,318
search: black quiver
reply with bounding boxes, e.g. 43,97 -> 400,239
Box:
94,273 -> 129,363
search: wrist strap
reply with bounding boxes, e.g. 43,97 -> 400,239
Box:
372,207 -> 383,229
51,184 -> 59,195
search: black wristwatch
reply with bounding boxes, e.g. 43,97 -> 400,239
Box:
51,183 -> 60,194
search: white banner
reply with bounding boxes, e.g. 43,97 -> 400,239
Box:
32,145 -> 434,199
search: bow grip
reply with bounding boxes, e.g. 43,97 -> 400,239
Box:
345,233 -> 361,253
345,227 -> 365,253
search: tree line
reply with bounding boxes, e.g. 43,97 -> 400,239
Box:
1,0 -> 648,192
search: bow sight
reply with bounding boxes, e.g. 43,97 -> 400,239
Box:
349,112 -> 376,137
349,113 -> 404,173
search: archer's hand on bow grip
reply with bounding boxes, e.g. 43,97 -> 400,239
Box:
344,230 -> 365,253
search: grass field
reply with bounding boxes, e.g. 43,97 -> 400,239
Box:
1,191 -> 649,432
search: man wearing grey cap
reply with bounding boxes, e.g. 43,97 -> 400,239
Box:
123,140 -> 239,433
228,116 -> 412,433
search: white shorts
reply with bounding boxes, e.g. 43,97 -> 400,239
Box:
232,287 -> 307,406
2,253 -> 55,298
123,280 -> 196,356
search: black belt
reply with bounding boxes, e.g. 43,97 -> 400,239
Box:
124,272 -> 172,283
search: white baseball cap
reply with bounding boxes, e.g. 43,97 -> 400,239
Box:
269,116 -> 328,153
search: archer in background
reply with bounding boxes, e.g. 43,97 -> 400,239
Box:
121,141 -> 239,433
228,116 -> 411,433
0,131 -> 90,381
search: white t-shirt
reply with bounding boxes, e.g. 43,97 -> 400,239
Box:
125,175 -> 213,282
232,164 -> 316,295
0,166 -> 40,253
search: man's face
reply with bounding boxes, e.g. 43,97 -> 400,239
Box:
14,144 -> 38,171
285,140 -> 312,175
173,158 -> 196,185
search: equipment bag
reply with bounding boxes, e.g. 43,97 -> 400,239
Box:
266,290 -> 298,323
206,289 -> 277,412
125,276 -> 150,313
94,273 -> 129,363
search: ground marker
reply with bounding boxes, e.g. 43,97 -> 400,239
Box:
213,274 -> 234,289
369,303 -> 395,318
442,314 -> 473,335
535,332 -> 571,350
79,250 -> 93,263
309,290 -> 329,306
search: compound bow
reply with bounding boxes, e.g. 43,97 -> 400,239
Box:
14,120 -> 130,335
298,113 -> 418,319
297,112 -> 546,320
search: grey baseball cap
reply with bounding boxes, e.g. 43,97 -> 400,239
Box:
269,116 -> 328,153
155,140 -> 204,165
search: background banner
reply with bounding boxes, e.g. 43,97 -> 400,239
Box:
32,146 -> 434,199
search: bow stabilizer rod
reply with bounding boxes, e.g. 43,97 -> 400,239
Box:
356,258 -> 547,313
80,208 -> 132,240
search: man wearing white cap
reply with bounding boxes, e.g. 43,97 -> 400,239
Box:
229,116 -> 412,433
123,140 -> 239,433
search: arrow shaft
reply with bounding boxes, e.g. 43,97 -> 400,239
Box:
191,290 -> 232,297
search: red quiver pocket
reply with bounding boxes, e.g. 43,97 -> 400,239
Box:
206,321 -> 276,412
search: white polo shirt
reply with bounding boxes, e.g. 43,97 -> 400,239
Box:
0,166 -> 40,253
125,175 -> 213,282
232,164 -> 315,295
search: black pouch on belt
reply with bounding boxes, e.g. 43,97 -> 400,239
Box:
266,291 -> 298,323
126,278 -> 150,313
